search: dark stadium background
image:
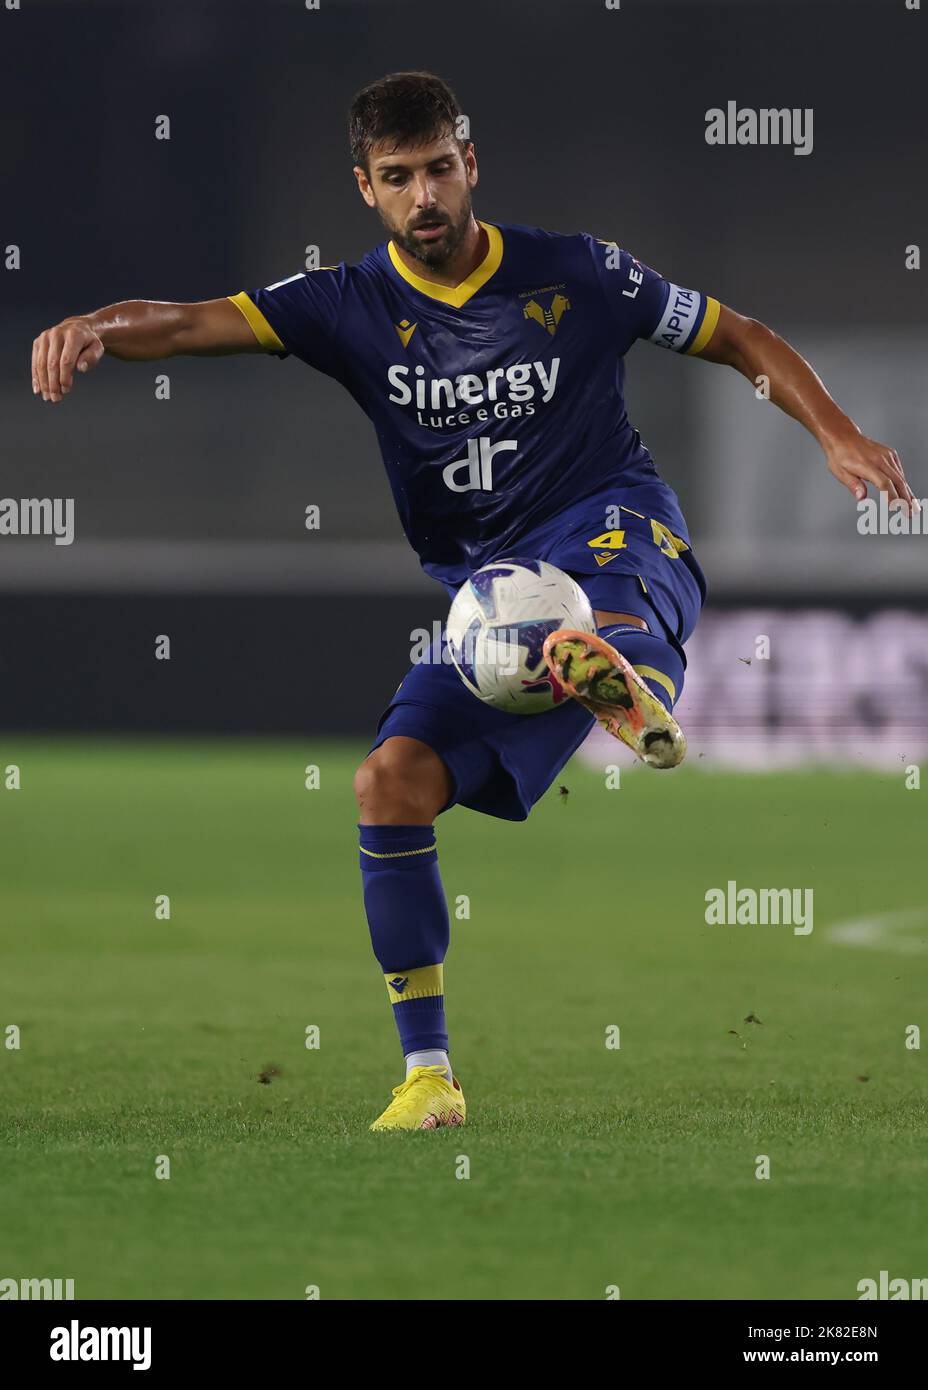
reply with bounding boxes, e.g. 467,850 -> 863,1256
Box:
1,0 -> 925,746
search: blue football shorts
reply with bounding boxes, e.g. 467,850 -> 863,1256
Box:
367,480 -> 706,821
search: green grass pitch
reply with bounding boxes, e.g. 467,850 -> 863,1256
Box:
2,739 -> 926,1300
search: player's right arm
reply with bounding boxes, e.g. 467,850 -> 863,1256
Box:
31,297 -> 262,403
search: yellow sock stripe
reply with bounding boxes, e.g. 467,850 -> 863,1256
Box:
360,843 -> 436,860
634,664 -> 676,703
227,291 -> 286,352
686,295 -> 721,355
384,964 -> 443,1005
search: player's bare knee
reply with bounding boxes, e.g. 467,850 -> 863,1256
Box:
354,737 -> 450,823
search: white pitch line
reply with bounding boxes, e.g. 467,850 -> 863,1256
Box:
826,908 -> 928,955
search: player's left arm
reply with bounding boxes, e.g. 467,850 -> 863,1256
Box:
693,304 -> 918,512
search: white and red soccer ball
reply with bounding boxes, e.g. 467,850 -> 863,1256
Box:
446,558 -> 595,713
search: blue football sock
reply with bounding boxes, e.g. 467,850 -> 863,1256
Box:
596,622 -> 684,710
359,824 -> 450,1057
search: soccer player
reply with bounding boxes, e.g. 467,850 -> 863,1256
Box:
32,71 -> 916,1131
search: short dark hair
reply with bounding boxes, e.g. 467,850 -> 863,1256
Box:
348,71 -> 465,173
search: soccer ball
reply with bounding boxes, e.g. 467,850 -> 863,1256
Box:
446,557 -> 595,713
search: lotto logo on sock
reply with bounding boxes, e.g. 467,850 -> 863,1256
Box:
389,976 -> 409,994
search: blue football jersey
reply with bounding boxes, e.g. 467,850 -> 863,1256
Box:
229,221 -> 719,590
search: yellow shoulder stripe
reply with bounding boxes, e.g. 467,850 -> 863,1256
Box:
228,291 -> 285,353
686,295 -> 721,355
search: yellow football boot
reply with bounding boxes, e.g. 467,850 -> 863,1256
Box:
370,1064 -> 466,1132
543,628 -> 686,769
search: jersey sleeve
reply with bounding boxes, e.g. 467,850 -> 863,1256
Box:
583,233 -> 720,357
227,266 -> 346,373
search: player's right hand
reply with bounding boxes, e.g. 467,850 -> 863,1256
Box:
32,319 -> 105,403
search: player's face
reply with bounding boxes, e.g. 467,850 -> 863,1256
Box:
354,134 -> 478,270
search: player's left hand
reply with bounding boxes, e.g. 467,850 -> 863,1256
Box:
824,432 -> 920,514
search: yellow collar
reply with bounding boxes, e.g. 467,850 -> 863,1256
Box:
387,221 -> 503,308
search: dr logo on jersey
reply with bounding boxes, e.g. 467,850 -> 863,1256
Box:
442,436 -> 518,492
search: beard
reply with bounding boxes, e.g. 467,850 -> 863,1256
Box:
381,190 -> 474,272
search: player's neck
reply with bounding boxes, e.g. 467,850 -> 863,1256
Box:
391,217 -> 486,289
